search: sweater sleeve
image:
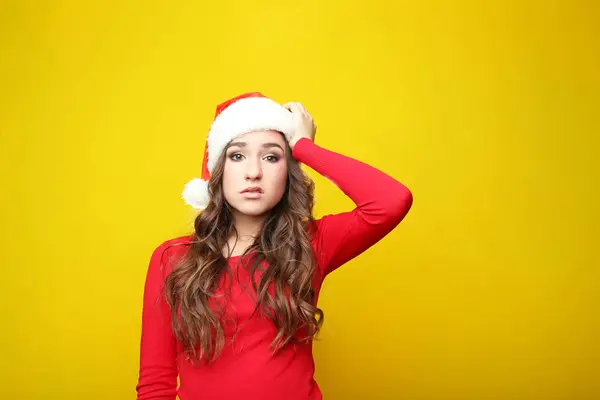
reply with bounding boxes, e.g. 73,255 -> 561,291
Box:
136,242 -> 178,400
292,138 -> 413,277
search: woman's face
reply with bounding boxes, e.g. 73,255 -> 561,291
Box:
222,130 -> 288,217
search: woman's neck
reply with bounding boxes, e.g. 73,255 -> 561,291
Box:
225,211 -> 266,257
233,209 -> 267,236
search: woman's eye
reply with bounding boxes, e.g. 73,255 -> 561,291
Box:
264,155 -> 280,163
229,153 -> 244,161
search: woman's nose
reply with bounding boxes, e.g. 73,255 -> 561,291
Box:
244,159 -> 263,180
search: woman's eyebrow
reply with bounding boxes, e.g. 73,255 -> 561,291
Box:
262,143 -> 284,151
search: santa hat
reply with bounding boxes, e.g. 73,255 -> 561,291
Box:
182,92 -> 296,209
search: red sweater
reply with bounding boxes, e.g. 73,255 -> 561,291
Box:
136,138 -> 413,400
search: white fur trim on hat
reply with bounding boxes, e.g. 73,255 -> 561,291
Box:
182,178 -> 210,209
206,97 -> 296,173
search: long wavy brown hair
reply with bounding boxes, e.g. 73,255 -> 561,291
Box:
164,137 -> 323,364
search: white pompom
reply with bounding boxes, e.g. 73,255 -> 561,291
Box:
181,178 -> 210,209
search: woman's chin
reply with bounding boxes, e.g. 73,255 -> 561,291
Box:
230,200 -> 273,217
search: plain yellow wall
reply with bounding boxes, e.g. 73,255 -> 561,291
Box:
1,1 -> 598,399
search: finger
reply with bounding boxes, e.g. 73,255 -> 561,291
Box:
299,103 -> 312,120
298,104 -> 307,117
291,102 -> 308,117
282,102 -> 301,113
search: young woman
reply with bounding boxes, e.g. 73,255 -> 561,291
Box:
136,92 -> 413,400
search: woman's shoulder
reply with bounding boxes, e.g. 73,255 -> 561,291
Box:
307,216 -> 329,238
156,234 -> 195,249
148,234 -> 195,272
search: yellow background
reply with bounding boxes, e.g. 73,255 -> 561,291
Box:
1,1 -> 598,399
